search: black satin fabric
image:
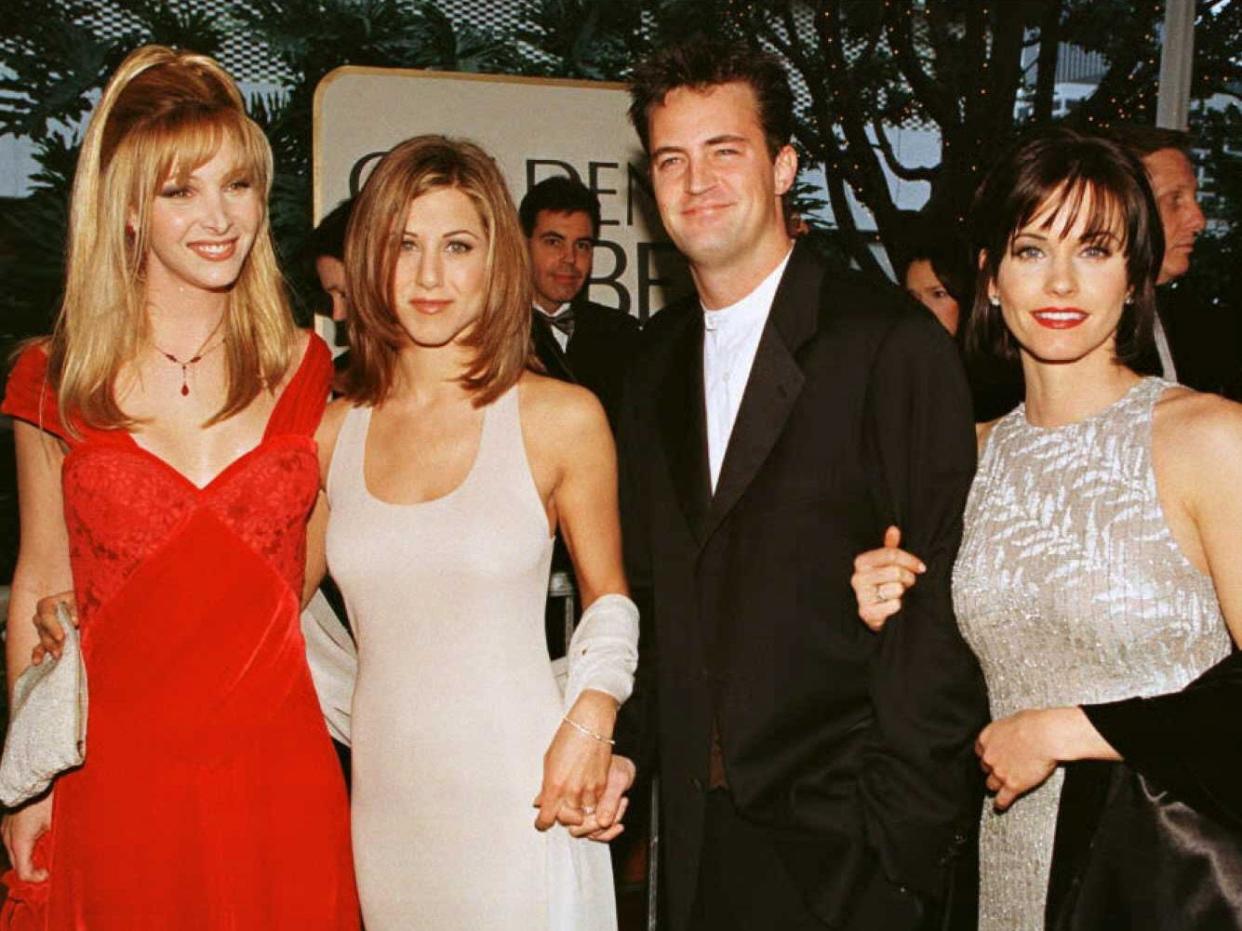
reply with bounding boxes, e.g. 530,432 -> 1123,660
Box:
1048,763 -> 1242,929
1048,650 -> 1242,929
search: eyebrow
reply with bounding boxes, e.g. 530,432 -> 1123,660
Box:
650,133 -> 749,161
402,228 -> 480,237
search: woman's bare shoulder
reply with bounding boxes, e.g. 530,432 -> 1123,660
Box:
517,371 -> 607,436
1154,385 -> 1242,470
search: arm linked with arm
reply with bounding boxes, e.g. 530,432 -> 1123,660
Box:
858,314 -> 989,904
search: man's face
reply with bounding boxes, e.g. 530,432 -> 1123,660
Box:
527,209 -> 595,312
646,81 -> 796,277
1143,147 -> 1206,284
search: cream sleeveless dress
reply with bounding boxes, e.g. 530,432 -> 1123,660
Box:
326,386 -> 617,930
952,378 -> 1231,930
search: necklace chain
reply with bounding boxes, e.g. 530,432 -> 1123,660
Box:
151,318 -> 225,397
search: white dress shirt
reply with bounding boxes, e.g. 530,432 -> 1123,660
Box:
535,301 -> 573,351
1152,313 -> 1179,382
703,248 -> 793,492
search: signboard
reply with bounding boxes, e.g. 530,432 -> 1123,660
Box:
313,67 -> 691,322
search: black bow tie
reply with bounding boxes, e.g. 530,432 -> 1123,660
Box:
542,306 -> 575,338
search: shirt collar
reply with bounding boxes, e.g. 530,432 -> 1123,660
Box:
701,247 -> 793,333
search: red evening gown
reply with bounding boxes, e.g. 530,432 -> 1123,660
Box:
0,337 -> 359,930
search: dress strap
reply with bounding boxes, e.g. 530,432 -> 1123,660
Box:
326,403 -> 372,511
1,344 -> 68,441
264,335 -> 332,438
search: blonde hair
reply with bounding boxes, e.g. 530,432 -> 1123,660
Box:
47,45 -> 294,431
342,135 -> 534,407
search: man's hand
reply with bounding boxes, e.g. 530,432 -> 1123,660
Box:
569,755 -> 636,842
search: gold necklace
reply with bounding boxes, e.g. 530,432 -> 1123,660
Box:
151,319 -> 225,397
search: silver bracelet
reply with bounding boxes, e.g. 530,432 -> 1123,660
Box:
562,715 -> 616,745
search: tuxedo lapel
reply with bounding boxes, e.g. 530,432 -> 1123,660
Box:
702,243 -> 824,544
531,315 -> 576,383
657,309 -> 711,544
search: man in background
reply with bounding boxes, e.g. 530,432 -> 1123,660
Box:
1112,125 -> 1241,399
519,176 -> 640,429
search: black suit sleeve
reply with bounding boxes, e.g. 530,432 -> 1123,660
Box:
1082,649 -> 1242,826
858,311 -> 989,904
613,364 -> 658,777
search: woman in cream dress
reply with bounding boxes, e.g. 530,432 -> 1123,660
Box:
305,136 -> 639,930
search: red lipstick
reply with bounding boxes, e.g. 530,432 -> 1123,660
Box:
1031,307 -> 1088,329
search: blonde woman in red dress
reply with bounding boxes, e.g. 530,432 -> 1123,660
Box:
0,46 -> 358,929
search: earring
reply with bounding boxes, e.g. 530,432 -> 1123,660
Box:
989,296 -> 1001,308
1124,295 -> 1134,305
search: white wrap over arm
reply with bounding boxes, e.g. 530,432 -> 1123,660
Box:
562,592 -> 639,710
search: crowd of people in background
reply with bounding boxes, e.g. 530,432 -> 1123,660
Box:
2,29 -> 1240,931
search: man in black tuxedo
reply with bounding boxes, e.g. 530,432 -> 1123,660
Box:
1111,125 -> 1242,400
610,39 -> 988,930
519,176 -> 641,428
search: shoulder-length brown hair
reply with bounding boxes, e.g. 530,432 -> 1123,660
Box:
46,44 -> 295,433
342,135 -> 534,407
966,126 -> 1163,368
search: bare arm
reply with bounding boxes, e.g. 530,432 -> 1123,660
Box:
1,421 -> 73,882
527,381 -> 634,841
6,422 -> 72,692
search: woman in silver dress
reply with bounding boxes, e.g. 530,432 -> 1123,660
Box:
851,128 -> 1242,929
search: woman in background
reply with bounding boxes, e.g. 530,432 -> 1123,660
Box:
899,215 -> 974,338
852,128 -> 1242,928
0,46 -> 357,929
310,135 -> 638,930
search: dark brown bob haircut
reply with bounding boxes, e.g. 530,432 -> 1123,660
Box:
966,127 -> 1163,368
628,36 -> 794,158
342,135 -> 534,407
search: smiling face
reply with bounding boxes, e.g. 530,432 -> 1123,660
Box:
1142,148 -> 1206,284
990,187 -> 1132,367
142,137 -> 260,297
647,81 -> 796,281
389,186 -> 490,349
904,259 -> 961,335
527,209 -> 594,312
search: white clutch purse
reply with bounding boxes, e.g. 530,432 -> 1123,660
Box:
0,605 -> 88,807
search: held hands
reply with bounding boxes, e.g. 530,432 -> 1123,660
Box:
1,792 -> 53,882
850,527 -> 926,631
534,690 -> 633,843
30,591 -> 77,665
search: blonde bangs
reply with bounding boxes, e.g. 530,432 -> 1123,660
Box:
49,45 -> 294,433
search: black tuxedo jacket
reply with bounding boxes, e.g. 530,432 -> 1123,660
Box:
1135,280 -> 1242,401
530,296 -> 641,429
616,242 -> 989,930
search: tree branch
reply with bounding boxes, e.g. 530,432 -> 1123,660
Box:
872,117 -> 936,181
1033,0 -> 1062,123
882,2 -> 958,129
